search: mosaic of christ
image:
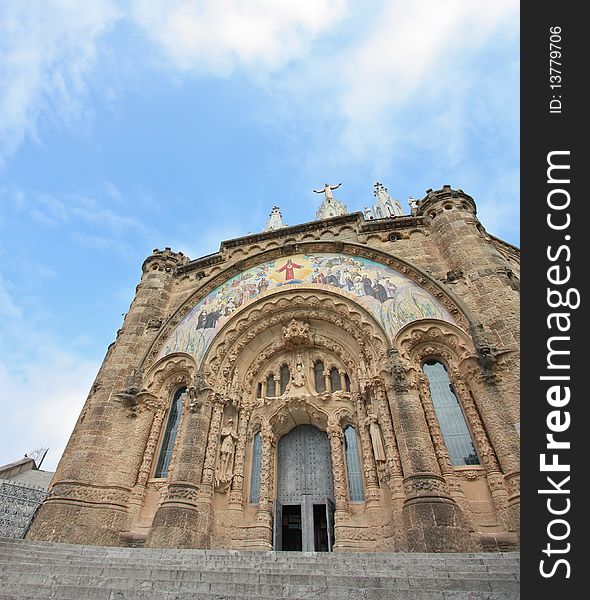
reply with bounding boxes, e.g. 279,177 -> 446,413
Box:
158,253 -> 455,365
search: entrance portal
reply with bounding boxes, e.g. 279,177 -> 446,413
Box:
274,424 -> 335,551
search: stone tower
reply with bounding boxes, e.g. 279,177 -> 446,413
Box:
27,185 -> 520,554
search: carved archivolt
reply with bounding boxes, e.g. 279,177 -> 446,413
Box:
395,319 -> 476,367
204,291 -> 389,390
142,353 -> 197,402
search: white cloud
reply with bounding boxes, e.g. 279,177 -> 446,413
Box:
0,0 -> 120,163
130,0 -> 346,75
274,0 -> 519,164
0,275 -> 98,471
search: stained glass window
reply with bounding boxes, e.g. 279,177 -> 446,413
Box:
314,361 -> 325,393
280,364 -> 290,395
423,360 -> 480,466
154,387 -> 185,478
344,426 -> 364,501
250,432 -> 262,503
266,374 -> 276,397
330,367 -> 341,392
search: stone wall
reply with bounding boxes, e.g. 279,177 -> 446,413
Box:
27,186 -> 520,552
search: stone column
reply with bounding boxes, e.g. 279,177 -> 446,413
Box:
457,365 -> 520,532
413,373 -> 478,534
253,423 -> 275,549
200,395 -> 226,493
384,355 -> 478,552
374,384 -> 406,550
324,370 -> 330,393
124,402 -> 165,532
228,407 -> 252,510
354,396 -> 380,509
327,417 -> 349,549
146,390 -> 216,548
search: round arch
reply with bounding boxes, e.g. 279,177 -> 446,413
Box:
142,242 -> 472,372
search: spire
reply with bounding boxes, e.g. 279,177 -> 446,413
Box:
371,182 -> 404,218
313,182 -> 348,220
263,206 -> 286,232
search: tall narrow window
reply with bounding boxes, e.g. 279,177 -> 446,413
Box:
423,360 -> 480,466
155,386 -> 186,478
344,373 -> 351,392
280,364 -> 290,395
256,382 -> 262,398
314,360 -> 325,393
250,432 -> 262,503
330,367 -> 341,392
343,426 -> 364,501
266,374 -> 276,397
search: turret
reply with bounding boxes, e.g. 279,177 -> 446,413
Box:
263,206 -> 286,232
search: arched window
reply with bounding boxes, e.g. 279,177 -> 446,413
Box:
330,367 -> 341,392
344,426 -> 364,501
314,360 -> 325,393
280,364 -> 290,395
256,382 -> 262,398
249,432 -> 262,503
154,386 -> 186,478
423,360 -> 480,466
344,373 -> 351,392
266,374 -> 276,397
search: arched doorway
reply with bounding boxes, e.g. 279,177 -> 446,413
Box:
274,424 -> 335,552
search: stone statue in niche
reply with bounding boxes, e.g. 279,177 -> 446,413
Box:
228,368 -> 243,408
368,413 -> 386,462
291,354 -> 306,388
284,353 -> 315,397
216,417 -> 238,491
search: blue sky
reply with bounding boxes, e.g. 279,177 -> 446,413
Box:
0,1 -> 519,471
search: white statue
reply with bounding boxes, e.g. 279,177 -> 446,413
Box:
313,182 -> 342,200
217,417 -> 238,487
368,413 -> 386,462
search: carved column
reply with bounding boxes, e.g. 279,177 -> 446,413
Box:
228,407 -> 252,510
323,370 -> 330,392
413,373 -> 478,534
200,395 -> 226,493
384,351 -> 478,551
327,417 -> 349,550
354,396 -> 380,509
373,384 -> 406,550
253,423 -> 275,549
125,402 -> 165,531
146,389 -> 216,548
455,365 -> 517,531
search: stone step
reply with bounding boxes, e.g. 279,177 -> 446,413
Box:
0,582 -> 520,600
0,541 -> 519,566
0,538 -> 519,559
0,552 -> 518,568
0,558 -> 520,578
0,565 -> 518,587
0,538 -> 519,600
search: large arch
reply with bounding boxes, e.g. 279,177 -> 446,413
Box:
143,244 -> 470,372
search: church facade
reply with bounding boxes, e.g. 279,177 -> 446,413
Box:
28,184 -> 520,553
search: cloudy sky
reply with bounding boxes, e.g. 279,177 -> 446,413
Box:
0,1 -> 519,471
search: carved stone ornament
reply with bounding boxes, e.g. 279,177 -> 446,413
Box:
384,347 -> 408,392
282,319 -> 311,347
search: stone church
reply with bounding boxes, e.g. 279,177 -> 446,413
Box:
28,183 -> 520,553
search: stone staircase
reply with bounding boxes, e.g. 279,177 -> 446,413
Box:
0,537 -> 519,599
